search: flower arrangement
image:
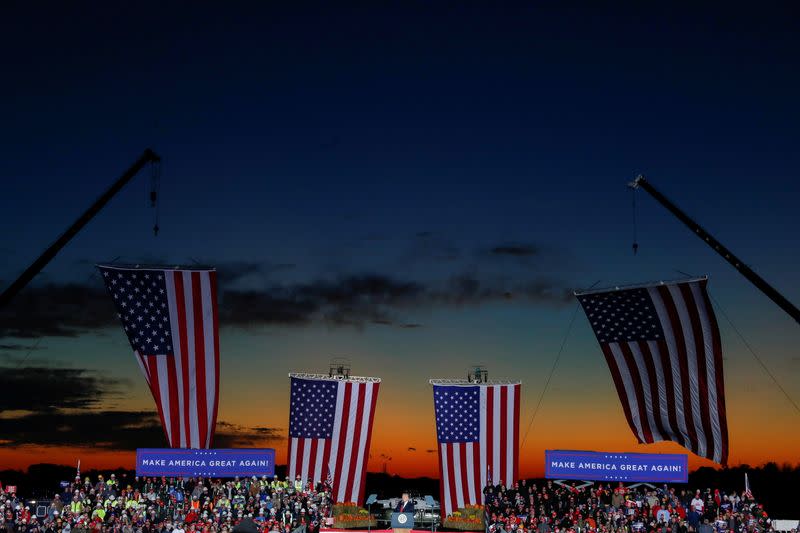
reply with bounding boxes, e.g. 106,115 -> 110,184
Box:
332,503 -> 377,529
443,504 -> 485,530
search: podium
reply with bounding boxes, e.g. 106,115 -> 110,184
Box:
391,512 -> 415,533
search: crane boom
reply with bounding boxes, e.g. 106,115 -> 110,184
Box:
630,174 -> 800,325
0,148 -> 161,308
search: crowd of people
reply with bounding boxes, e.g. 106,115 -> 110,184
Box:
484,480 -> 773,533
0,474 -> 781,533
0,475 -> 332,533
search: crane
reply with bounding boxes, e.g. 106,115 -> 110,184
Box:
629,174 -> 800,325
0,148 -> 161,308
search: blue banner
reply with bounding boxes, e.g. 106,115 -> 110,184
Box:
545,450 -> 688,483
136,448 -> 275,477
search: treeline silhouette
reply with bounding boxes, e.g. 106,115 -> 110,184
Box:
1,463 -> 797,517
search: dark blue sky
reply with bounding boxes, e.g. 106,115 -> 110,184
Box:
1,3 -> 799,472
3,3 -> 800,286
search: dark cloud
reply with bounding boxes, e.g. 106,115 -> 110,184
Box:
490,244 -> 540,257
427,275 -> 570,307
426,449 -> 436,453
220,275 -> 424,329
0,365 -> 126,412
2,262 -> 570,338
407,447 -> 416,451
0,282 -> 115,339
215,262 -> 265,284
214,261 -> 296,285
0,410 -> 280,449
0,360 -> 280,449
224,273 -> 569,329
0,343 -> 42,351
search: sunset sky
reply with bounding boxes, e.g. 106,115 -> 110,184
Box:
1,3 -> 799,478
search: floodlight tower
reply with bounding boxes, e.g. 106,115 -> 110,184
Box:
467,364 -> 488,383
328,357 -> 351,379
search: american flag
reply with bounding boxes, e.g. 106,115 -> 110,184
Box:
287,374 -> 380,504
432,381 -> 521,517
576,278 -> 729,464
98,264 -> 220,449
743,472 -> 753,499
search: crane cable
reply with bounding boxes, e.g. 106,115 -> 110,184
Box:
521,280 -> 600,448
631,186 -> 639,255
150,158 -> 161,236
709,292 -> 800,418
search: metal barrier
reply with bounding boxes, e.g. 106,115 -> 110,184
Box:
772,519 -> 799,532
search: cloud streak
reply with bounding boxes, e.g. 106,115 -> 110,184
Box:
0,365 -> 127,412
1,245 -> 571,338
0,410 -> 280,449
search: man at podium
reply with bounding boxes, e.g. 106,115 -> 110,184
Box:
395,493 -> 415,513
392,493 -> 415,533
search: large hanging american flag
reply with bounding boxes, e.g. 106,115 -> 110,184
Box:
431,381 -> 520,518
287,374 -> 380,504
576,277 -> 728,464
98,264 -> 220,449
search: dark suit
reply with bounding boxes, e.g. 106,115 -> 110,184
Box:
395,500 -> 415,513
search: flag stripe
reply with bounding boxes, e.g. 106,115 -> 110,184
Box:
465,442 -> 477,506
633,340 -> 668,441
492,386 -> 501,484
609,343 -> 647,442
146,355 -> 170,445
348,383 -> 372,502
499,386 -> 508,485
486,388 -> 494,485
478,387 -> 487,492
172,273 -> 191,448
651,287 -> 696,451
658,285 -> 702,455
697,281 -> 728,464
339,383 -> 360,502
135,351 -> 151,386
679,283 -> 715,459
512,384 -> 520,483
618,342 -> 654,443
639,341 -> 682,442
668,284 -> 707,458
191,272 -> 209,450
356,382 -> 380,505
505,385 -> 514,485
602,344 -> 643,442
472,441 -> 482,506
182,272 -> 199,448
166,352 -> 181,448
321,437 -> 333,487
441,445 -> 452,517
453,442 -> 471,507
199,273 -> 216,448
333,382 -> 353,502
311,438 -> 323,486
446,444 -> 459,512
327,380 -> 346,491
208,271 -> 220,447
